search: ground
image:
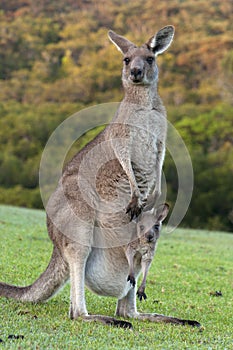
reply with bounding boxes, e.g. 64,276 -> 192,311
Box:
0,205 -> 232,349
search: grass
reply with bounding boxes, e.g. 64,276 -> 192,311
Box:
0,205 -> 232,350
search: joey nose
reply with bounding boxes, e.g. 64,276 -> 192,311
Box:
146,230 -> 154,242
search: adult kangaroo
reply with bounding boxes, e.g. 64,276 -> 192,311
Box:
0,27 -> 200,328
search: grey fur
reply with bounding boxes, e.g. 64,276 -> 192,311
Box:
125,203 -> 169,301
0,27 -> 200,328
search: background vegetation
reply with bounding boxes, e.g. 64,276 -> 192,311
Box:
0,0 -> 232,231
0,205 -> 232,349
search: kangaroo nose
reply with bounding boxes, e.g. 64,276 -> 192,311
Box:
146,230 -> 154,242
130,67 -> 143,81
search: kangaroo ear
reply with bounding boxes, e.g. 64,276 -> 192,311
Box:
146,26 -> 175,56
156,203 -> 170,222
108,30 -> 136,54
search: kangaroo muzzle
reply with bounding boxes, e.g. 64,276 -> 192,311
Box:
130,67 -> 144,82
145,229 -> 155,242
130,57 -> 145,83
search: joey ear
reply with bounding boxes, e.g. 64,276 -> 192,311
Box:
146,25 -> 175,56
108,30 -> 136,54
156,203 -> 170,222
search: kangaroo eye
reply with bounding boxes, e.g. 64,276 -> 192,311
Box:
140,225 -> 145,231
146,57 -> 154,65
124,57 -> 130,65
153,224 -> 160,231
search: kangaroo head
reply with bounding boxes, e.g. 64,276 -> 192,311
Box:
108,26 -> 174,86
136,203 -> 169,243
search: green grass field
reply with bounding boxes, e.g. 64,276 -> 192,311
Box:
0,205 -> 232,349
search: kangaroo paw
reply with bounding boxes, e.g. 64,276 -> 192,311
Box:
126,194 -> 143,220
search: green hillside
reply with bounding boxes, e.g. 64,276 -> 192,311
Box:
0,205 -> 232,349
0,0 -> 232,231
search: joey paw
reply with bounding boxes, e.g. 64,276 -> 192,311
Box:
137,290 -> 147,301
127,274 -> 136,287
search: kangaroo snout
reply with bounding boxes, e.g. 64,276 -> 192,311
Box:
130,67 -> 144,82
145,229 -> 155,242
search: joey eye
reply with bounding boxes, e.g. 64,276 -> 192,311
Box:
146,57 -> 154,65
124,57 -> 130,65
140,225 -> 145,231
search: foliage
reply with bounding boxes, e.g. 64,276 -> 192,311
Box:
0,205 -> 232,349
0,0 -> 232,231
165,103 -> 233,231
0,186 -> 42,208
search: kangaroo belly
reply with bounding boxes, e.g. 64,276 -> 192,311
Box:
85,247 -> 140,299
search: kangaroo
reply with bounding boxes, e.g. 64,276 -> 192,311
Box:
0,27 -> 200,328
125,202 -> 169,302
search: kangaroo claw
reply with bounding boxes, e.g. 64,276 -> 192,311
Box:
126,194 -> 143,220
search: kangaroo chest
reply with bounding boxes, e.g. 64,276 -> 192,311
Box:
129,110 -> 166,186
95,108 -> 166,205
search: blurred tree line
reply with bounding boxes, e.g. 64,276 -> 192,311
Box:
0,0 -> 232,231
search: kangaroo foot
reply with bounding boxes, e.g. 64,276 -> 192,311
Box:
82,315 -> 133,329
135,313 -> 201,327
69,306 -> 88,320
181,319 -> 201,327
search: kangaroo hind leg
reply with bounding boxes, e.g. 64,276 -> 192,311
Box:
116,288 -> 201,327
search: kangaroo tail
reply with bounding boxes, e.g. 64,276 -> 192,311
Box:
0,246 -> 69,302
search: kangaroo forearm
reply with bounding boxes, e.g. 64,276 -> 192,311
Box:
154,141 -> 166,194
